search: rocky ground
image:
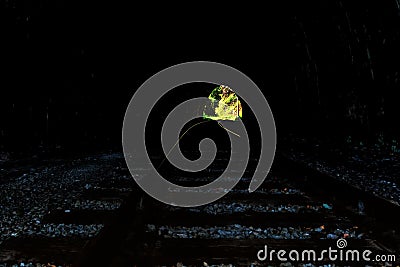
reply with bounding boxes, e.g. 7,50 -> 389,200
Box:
0,151 -> 398,266
146,224 -> 361,240
168,202 -> 326,215
282,136 -> 400,206
0,153 -> 134,265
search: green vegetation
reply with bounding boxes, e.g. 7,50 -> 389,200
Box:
203,85 -> 242,121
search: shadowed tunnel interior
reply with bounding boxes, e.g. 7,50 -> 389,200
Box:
2,0 -> 400,155
1,1 -> 400,266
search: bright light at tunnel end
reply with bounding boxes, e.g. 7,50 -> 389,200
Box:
122,61 -> 276,207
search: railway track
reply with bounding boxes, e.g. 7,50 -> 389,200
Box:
80,154 -> 400,266
1,153 -> 399,266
